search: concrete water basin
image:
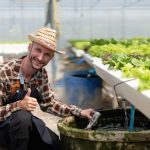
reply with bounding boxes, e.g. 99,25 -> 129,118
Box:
58,109 -> 150,150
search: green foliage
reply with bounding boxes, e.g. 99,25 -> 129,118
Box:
87,37 -> 150,91
73,41 -> 91,50
68,39 -> 91,50
90,38 -> 118,46
69,37 -> 150,91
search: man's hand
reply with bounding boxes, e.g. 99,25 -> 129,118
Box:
80,108 -> 95,120
19,88 -> 38,111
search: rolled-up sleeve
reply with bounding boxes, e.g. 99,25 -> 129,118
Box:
39,73 -> 82,117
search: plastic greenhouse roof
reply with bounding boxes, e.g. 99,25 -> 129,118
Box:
60,0 -> 150,9
0,0 -> 46,8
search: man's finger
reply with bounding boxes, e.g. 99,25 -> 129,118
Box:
26,88 -> 31,97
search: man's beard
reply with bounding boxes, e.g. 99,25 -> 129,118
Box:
28,54 -> 45,70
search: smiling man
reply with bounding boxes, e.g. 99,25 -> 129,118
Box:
0,27 -> 95,150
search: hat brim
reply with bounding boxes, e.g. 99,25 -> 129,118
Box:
28,34 -> 65,54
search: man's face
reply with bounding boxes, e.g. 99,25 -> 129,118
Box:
28,42 -> 54,70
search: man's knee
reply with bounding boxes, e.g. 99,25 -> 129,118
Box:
47,128 -> 62,150
10,110 -> 32,131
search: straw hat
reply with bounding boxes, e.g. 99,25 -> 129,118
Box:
28,27 -> 64,54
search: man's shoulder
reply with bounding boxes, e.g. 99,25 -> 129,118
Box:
0,59 -> 17,69
0,58 -> 21,78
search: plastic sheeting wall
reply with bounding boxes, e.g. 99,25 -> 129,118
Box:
0,0 -> 150,48
58,0 -> 150,48
0,0 -> 47,42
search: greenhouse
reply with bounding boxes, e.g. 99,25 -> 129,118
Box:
0,0 -> 150,150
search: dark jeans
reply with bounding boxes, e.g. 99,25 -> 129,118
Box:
0,110 -> 61,150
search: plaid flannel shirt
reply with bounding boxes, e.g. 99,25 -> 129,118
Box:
0,56 -> 82,121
